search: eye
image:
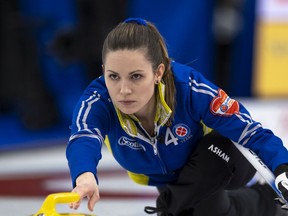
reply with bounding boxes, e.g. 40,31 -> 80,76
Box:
108,74 -> 119,80
130,73 -> 143,80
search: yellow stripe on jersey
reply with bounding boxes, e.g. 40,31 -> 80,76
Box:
104,135 -> 112,153
127,171 -> 149,185
201,121 -> 213,136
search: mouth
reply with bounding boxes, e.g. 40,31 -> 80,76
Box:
118,100 -> 135,106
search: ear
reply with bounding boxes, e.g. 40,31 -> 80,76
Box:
102,64 -> 105,73
155,63 -> 165,80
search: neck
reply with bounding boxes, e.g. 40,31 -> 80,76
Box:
134,94 -> 156,123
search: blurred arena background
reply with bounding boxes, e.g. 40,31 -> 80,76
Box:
0,0 -> 288,215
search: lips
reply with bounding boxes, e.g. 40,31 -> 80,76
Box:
119,100 -> 135,105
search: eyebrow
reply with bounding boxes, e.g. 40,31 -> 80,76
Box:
106,69 -> 144,75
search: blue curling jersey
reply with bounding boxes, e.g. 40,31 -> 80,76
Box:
66,62 -> 288,187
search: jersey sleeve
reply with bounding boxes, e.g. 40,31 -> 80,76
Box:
66,84 -> 111,187
188,70 -> 288,172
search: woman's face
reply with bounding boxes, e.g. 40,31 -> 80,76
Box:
103,49 -> 163,117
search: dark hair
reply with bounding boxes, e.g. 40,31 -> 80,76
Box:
102,19 -> 175,125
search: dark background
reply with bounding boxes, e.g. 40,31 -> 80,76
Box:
0,0 -> 256,149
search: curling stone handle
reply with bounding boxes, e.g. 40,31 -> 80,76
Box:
33,192 -> 80,216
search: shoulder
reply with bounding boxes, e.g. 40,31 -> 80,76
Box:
82,75 -> 110,101
171,61 -> 203,84
74,75 -> 113,115
72,76 -> 114,130
171,61 -> 219,99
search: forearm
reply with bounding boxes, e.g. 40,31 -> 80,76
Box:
66,138 -> 102,187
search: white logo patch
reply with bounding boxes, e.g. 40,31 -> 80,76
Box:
118,136 -> 146,151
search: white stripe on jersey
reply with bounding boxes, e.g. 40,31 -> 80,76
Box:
238,112 -> 254,123
189,78 -> 218,98
69,133 -> 103,144
238,123 -> 262,145
235,113 -> 254,125
190,78 -> 218,94
191,87 -> 216,97
94,128 -> 104,141
69,128 -> 104,146
76,91 -> 100,130
241,131 -> 257,146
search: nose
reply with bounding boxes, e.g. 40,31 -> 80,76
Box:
120,80 -> 132,95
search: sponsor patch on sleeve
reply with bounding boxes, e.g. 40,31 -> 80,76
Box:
210,89 -> 239,116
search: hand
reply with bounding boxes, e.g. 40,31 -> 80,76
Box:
70,172 -> 100,212
275,172 -> 288,202
275,165 -> 288,210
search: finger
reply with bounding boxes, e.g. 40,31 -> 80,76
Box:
70,189 -> 82,210
88,192 -> 100,211
71,200 -> 81,210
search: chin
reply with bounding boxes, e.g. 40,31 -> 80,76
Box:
118,107 -> 137,115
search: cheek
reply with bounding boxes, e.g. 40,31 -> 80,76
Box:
137,83 -> 155,100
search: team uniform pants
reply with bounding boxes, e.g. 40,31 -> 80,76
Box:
155,131 -> 277,216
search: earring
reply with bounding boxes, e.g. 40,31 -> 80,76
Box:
155,79 -> 160,85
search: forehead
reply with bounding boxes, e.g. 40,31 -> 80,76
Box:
106,49 -> 147,62
105,49 -> 152,72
